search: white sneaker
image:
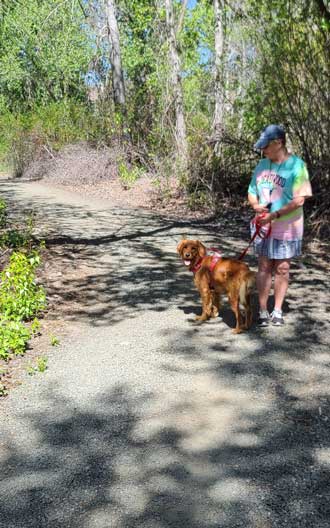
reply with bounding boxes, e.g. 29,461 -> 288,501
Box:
258,310 -> 270,327
271,310 -> 284,326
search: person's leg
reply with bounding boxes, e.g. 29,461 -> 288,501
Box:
257,256 -> 274,311
273,258 -> 291,312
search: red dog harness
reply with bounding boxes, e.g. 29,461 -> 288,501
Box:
191,248 -> 222,275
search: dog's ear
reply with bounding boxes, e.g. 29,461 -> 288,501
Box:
177,239 -> 187,255
196,241 -> 206,257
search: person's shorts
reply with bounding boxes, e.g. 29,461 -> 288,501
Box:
253,238 -> 302,259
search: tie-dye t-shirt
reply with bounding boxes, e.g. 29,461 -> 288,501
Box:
248,155 -> 312,241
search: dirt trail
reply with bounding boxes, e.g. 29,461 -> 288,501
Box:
0,178 -> 330,528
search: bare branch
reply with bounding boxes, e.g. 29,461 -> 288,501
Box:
176,0 -> 188,37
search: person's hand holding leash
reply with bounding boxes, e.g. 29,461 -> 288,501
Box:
258,212 -> 273,225
252,204 -> 269,214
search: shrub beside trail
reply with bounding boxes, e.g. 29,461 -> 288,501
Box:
0,200 -> 46,395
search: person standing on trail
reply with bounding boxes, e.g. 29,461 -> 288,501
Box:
247,124 -> 312,327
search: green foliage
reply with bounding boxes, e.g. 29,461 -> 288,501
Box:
0,0 -> 93,111
0,251 -> 46,321
50,335 -> 59,347
0,198 -> 7,228
33,101 -> 95,146
0,229 -> 28,249
36,356 -> 48,373
0,383 -> 8,396
27,356 -> 48,375
0,190 -> 46,370
0,249 -> 45,360
186,189 -> 209,211
0,317 -> 31,360
118,161 -> 143,189
30,318 -> 41,335
0,101 -> 99,173
0,212 -> 35,249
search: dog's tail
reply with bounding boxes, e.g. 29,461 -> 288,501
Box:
239,270 -> 256,305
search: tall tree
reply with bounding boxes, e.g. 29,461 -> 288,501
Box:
164,0 -> 188,168
212,0 -> 226,154
105,0 -> 126,110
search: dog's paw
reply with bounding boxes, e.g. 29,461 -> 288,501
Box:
211,308 -> 219,318
194,315 -> 208,323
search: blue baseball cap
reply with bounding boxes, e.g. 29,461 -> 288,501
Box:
254,124 -> 286,149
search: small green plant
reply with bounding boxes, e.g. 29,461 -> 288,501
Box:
0,382 -> 8,397
25,211 -> 36,244
0,318 -> 31,360
187,190 -> 209,211
0,198 -> 7,228
0,250 -> 46,320
27,356 -> 48,376
50,334 -> 59,346
37,356 -> 48,372
118,160 -> 143,190
0,367 -> 7,396
30,318 -> 41,335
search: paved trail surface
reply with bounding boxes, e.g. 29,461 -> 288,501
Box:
1,180 -> 330,528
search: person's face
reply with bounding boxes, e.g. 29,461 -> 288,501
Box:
261,139 -> 283,159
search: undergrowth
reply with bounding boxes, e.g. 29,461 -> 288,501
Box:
0,199 -> 46,393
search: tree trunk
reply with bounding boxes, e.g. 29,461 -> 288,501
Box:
105,0 -> 126,110
212,0 -> 225,155
165,0 -> 188,168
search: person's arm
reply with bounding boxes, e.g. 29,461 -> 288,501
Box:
248,164 -> 269,214
259,196 -> 305,225
248,192 -> 268,214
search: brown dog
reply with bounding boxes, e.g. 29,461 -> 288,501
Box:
177,239 -> 256,333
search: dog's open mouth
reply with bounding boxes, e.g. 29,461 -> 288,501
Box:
184,260 -> 191,266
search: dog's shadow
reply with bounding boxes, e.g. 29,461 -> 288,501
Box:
178,304 -> 241,330
178,294 -> 290,330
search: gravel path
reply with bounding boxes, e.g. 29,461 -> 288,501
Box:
1,179 -> 330,528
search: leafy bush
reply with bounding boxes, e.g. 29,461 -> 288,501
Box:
0,318 -> 31,360
118,160 -> 143,189
34,101 -> 94,146
0,212 -> 36,250
9,129 -> 44,178
0,229 -> 27,249
0,251 -> 46,321
0,207 -> 46,367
